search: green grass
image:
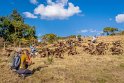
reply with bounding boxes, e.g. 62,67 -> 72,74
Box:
47,57 -> 54,64
97,78 -> 107,83
120,63 -> 124,68
44,57 -> 54,65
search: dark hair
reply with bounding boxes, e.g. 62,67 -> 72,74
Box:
24,49 -> 30,55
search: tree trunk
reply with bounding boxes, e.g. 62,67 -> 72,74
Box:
19,40 -> 21,48
14,41 -> 15,48
14,27 -> 17,48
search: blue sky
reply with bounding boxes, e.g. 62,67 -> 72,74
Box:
0,0 -> 124,36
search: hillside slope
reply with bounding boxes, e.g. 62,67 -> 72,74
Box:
0,36 -> 124,83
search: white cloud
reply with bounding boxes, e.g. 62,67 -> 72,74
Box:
81,30 -> 88,33
115,14 -> 124,23
56,0 -> 68,5
30,0 -> 38,4
23,12 -> 37,18
89,29 -> 101,33
47,0 -> 54,4
79,29 -> 102,33
24,0 -> 81,20
34,2 -> 81,20
47,0 -> 68,5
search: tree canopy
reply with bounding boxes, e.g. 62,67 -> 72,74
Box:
103,27 -> 118,35
0,10 -> 36,46
42,34 -> 57,43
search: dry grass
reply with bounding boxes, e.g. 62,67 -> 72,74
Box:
0,35 -> 124,83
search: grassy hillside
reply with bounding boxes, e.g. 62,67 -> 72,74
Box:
0,35 -> 124,83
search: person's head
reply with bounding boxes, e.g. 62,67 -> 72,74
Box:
21,50 -> 24,54
26,49 -> 30,55
22,49 -> 29,55
32,44 -> 35,46
16,48 -> 22,54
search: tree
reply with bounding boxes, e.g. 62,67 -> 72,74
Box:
0,10 -> 37,47
69,35 -> 76,38
103,27 -> 118,35
111,28 -> 118,35
10,9 -> 24,22
42,34 -> 57,43
11,20 -> 22,36
77,35 -> 81,38
0,17 -> 11,41
10,33 -> 18,47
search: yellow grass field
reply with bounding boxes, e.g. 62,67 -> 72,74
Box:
0,35 -> 124,83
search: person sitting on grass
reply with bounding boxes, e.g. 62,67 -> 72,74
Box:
10,49 -> 22,70
16,49 -> 33,78
30,45 -> 37,57
91,36 -> 97,43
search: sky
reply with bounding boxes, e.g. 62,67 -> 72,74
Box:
0,0 -> 124,37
